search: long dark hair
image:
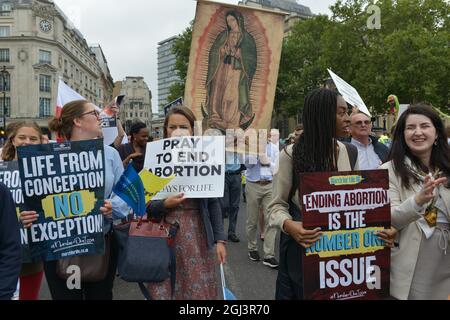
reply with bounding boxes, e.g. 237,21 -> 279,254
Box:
389,103 -> 450,189
292,88 -> 340,177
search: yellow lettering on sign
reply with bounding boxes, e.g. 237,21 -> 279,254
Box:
306,227 -> 386,258
41,190 -> 96,221
329,175 -> 364,186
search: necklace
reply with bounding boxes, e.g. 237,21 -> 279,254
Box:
406,162 -> 441,227
423,169 -> 441,228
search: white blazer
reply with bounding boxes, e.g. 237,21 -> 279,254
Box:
380,160 -> 450,300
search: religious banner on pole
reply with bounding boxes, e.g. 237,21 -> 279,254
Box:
17,139 -> 106,261
184,0 -> 285,133
300,170 -> 391,300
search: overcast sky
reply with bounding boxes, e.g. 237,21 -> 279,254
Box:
54,0 -> 336,112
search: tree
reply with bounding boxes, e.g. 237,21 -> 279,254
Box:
167,23 -> 193,103
276,0 -> 450,116
274,15 -> 333,117
170,1 -> 450,117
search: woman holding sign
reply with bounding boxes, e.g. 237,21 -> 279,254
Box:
23,100 -> 129,300
380,104 -> 450,300
2,121 -> 45,300
145,106 -> 227,300
268,88 -> 395,300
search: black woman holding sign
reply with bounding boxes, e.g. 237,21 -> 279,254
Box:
24,100 -> 129,300
145,106 -> 227,300
380,104 -> 450,300
268,88 -> 396,300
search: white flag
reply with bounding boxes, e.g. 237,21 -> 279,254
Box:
55,79 -> 85,116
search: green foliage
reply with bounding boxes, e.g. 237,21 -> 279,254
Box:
167,23 -> 193,104
275,0 -> 450,117
169,2 -> 450,116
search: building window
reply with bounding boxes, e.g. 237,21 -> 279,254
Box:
39,98 -> 51,117
0,97 -> 11,117
0,3 -> 12,16
0,49 -> 9,62
39,75 -> 51,93
0,72 -> 10,91
0,26 -> 10,37
39,50 -> 51,64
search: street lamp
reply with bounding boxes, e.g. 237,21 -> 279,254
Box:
0,66 -> 9,130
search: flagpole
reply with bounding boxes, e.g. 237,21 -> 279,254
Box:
220,263 -> 227,300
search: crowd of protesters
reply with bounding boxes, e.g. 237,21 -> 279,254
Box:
1,89 -> 450,301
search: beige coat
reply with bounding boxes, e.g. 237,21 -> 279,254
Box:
269,141 -> 357,232
379,160 -> 450,300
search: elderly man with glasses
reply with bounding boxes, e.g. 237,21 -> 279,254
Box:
347,112 -> 389,170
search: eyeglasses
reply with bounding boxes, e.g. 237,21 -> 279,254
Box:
354,120 -> 371,126
81,110 -> 100,118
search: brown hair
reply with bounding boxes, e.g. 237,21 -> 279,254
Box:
48,100 -> 89,140
1,121 -> 42,161
163,105 -> 197,138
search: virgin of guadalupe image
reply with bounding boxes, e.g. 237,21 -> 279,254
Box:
202,10 -> 257,132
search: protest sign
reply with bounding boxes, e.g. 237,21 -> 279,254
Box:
0,160 -> 33,262
100,95 -> 127,146
17,139 -> 106,261
143,136 -> 225,200
397,104 -> 409,121
164,97 -> 183,116
300,170 -> 391,300
328,69 -> 371,117
100,115 -> 119,146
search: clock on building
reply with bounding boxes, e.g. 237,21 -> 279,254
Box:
39,19 -> 52,33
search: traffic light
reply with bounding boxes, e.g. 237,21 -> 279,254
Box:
0,128 -> 5,147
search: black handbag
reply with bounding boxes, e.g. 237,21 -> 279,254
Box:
114,217 -> 179,299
